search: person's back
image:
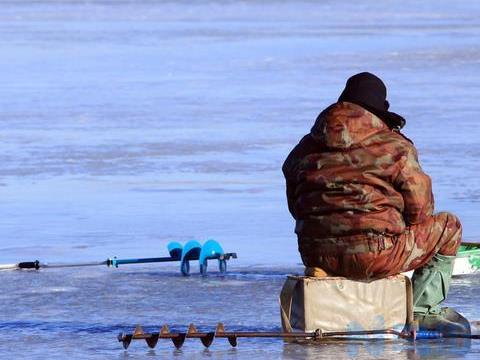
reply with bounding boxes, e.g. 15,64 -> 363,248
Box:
283,72 -> 469,334
283,101 -> 434,278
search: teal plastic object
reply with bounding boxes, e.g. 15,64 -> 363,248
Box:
180,240 -> 202,276
458,243 -> 480,270
199,239 -> 226,276
167,242 -> 183,260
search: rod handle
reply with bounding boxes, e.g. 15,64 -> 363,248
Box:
415,331 -> 443,339
18,261 -> 40,270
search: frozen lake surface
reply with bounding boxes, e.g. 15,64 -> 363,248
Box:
0,0 -> 479,358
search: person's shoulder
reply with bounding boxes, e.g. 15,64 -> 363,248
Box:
363,129 -> 417,164
376,129 -> 415,150
298,133 -> 316,148
283,134 -> 319,175
392,131 -> 414,145
390,131 -> 419,158
284,134 -> 315,161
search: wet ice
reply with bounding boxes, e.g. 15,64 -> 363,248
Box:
0,0 -> 480,359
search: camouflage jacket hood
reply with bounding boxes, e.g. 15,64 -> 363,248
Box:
310,102 -> 388,149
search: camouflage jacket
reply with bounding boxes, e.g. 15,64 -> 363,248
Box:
282,102 -> 434,255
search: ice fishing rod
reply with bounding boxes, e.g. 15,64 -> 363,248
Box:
118,323 -> 480,350
0,240 -> 237,276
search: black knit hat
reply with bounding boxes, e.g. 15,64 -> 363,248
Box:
338,72 -> 406,130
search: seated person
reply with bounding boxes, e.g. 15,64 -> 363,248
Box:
282,72 -> 468,333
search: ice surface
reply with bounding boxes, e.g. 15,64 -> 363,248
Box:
0,0 -> 479,358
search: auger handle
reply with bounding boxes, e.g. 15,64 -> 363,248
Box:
415,331 -> 443,339
18,261 -> 40,270
415,331 -> 480,340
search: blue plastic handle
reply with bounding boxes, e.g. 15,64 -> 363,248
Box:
180,240 -> 202,276
199,239 -> 224,275
167,242 -> 183,260
415,331 -> 443,339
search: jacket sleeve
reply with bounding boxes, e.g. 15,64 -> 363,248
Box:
282,147 -> 301,219
283,175 -> 297,219
282,134 -> 317,220
394,146 -> 434,225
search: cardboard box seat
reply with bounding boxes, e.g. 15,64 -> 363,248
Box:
280,275 -> 413,335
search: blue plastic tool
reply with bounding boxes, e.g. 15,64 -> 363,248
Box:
180,240 -> 202,276
167,242 -> 183,260
199,239 -> 226,275
414,331 -> 443,340
2,240 -> 237,275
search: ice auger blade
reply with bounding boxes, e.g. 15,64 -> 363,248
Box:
216,322 -> 237,347
120,333 -> 133,349
200,332 -> 215,348
172,333 -> 186,349
146,333 -> 159,348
